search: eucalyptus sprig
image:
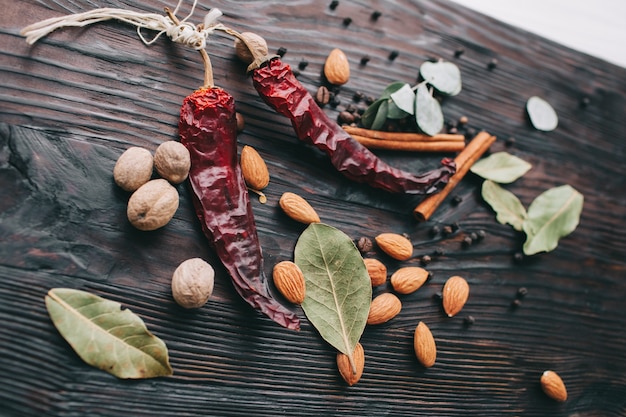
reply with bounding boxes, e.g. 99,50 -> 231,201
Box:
471,152 -> 583,255
361,60 -> 462,136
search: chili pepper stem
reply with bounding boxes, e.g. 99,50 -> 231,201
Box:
248,188 -> 267,204
164,7 -> 214,88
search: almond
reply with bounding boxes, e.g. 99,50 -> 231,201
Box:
390,267 -> 429,295
279,192 -> 320,224
241,145 -> 270,190
375,233 -> 413,261
336,342 -> 364,386
363,258 -> 387,287
413,321 -> 436,368
324,48 -> 350,85
442,275 -> 469,317
367,293 -> 401,325
540,370 -> 568,402
272,261 -> 306,304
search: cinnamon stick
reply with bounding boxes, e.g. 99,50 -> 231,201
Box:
413,131 -> 496,221
343,126 -> 465,142
353,134 -> 466,152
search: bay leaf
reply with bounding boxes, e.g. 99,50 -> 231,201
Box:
470,152 -> 532,184
415,83 -> 443,136
526,96 -> 558,131
371,99 -> 389,130
389,83 -> 415,115
45,288 -> 173,379
420,61 -> 462,96
360,98 -> 384,128
481,180 -> 527,231
522,185 -> 584,255
295,223 -> 371,372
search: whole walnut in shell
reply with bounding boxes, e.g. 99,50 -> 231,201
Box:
113,147 -> 153,192
154,141 -> 191,184
127,179 -> 179,231
171,258 -> 215,309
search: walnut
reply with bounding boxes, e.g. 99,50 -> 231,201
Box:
113,147 -> 154,192
127,179 -> 179,231
171,258 -> 215,309
153,141 -> 191,184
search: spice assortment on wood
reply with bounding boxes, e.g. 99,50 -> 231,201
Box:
19,1 -> 586,400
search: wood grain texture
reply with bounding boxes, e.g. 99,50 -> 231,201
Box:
1,1 -> 625,416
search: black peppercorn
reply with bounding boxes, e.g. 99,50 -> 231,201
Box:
454,47 -> 465,58
487,58 -> 498,70
433,248 -> 445,257
458,115 -> 469,125
276,46 -> 287,57
353,91 -> 364,102
476,230 -> 486,241
464,315 -> 475,326
389,50 -> 399,61
342,17 -> 352,26
517,287 -> 528,298
360,55 -> 370,65
469,232 -> 478,242
329,0 -> 339,10
371,10 -> 382,21
432,292 -> 442,300
511,299 -> 522,308
462,236 -> 473,248
505,136 -> 516,147
420,255 -> 432,266
450,222 -> 460,232
442,225 -> 453,236
429,225 -> 441,237
580,96 -> 591,108
298,59 -> 309,70
513,252 -> 524,263
451,195 -> 462,206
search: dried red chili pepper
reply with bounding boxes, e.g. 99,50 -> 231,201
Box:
179,87 -> 300,331
251,58 -> 456,194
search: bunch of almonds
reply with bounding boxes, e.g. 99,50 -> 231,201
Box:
113,141 -> 190,231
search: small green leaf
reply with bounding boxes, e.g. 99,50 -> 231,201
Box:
46,288 -> 173,379
527,96 -> 558,131
380,81 -> 406,99
470,152 -> 532,184
361,98 -> 384,128
295,223 -> 371,371
420,61 -> 462,96
415,83 -> 443,136
386,100 -> 409,119
522,185 -> 583,255
371,100 -> 388,130
389,83 -> 415,115
481,180 -> 527,231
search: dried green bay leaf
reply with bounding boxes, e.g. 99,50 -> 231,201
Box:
415,83 -> 443,136
387,100 -> 409,119
371,99 -> 388,130
46,288 -> 173,379
420,61 -> 462,96
527,96 -> 558,131
295,223 -> 371,372
360,98 -> 384,129
482,180 -> 527,231
380,81 -> 406,99
470,152 -> 532,184
389,83 -> 415,115
523,185 -> 583,255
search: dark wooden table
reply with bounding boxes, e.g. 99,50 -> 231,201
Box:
1,1 -> 625,416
